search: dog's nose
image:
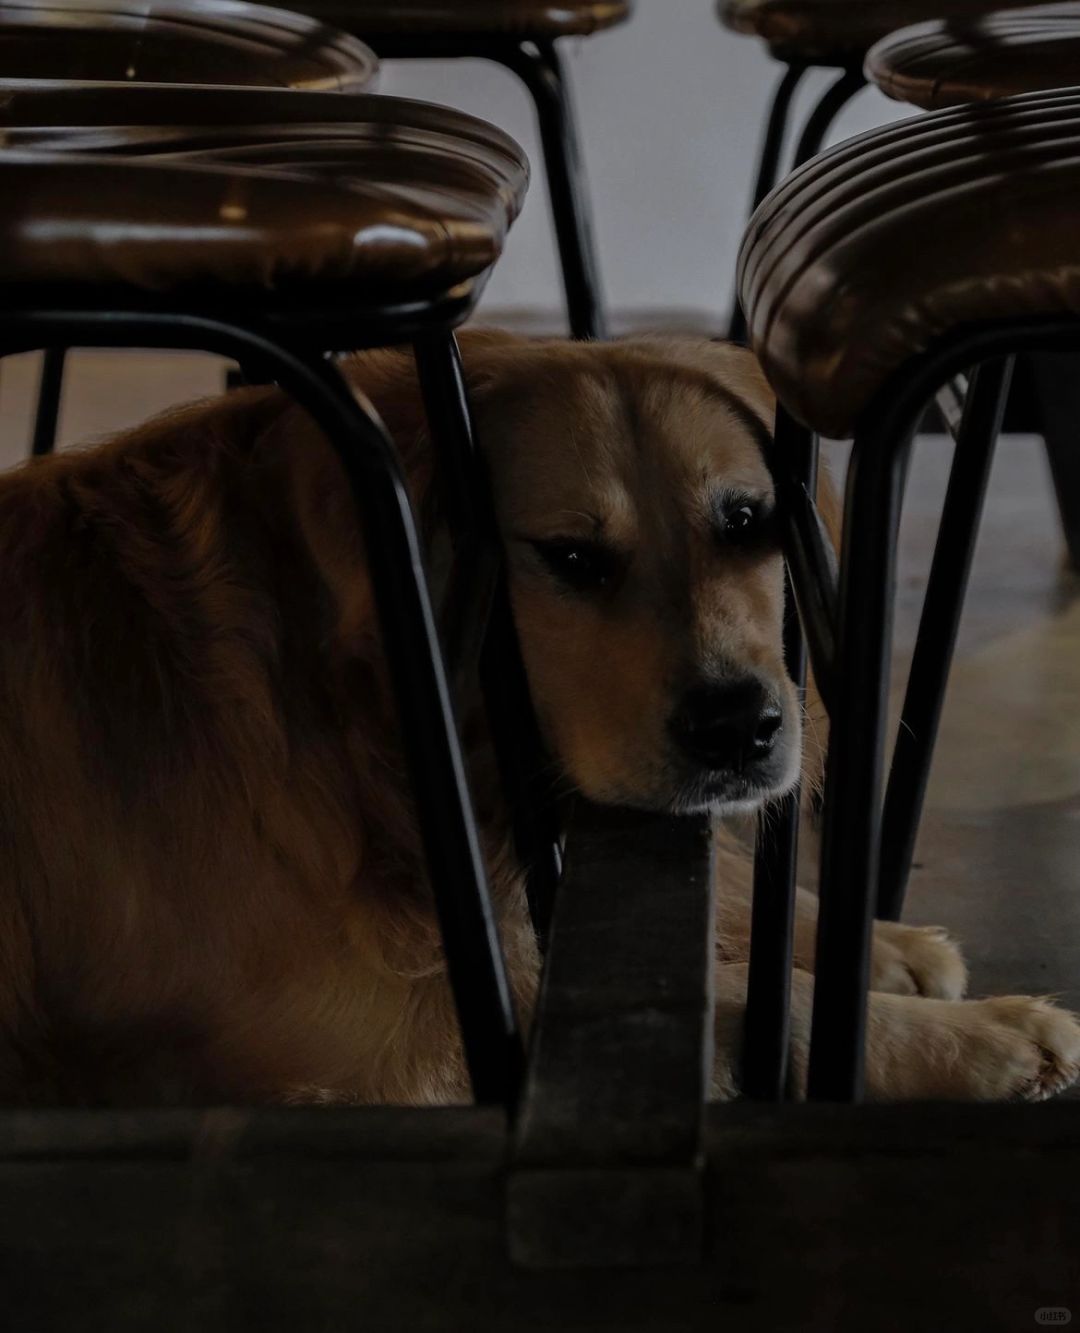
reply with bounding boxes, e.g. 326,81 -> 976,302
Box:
668,679 -> 782,770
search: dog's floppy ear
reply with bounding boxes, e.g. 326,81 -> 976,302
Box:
254,333 -> 523,651
250,346 -> 434,651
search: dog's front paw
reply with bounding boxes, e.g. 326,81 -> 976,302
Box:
966,996 -> 1080,1101
870,922 -> 968,1000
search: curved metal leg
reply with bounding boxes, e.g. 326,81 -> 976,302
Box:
877,358 -> 1014,922
728,63 -> 807,345
743,406 -> 818,1101
500,39 -> 607,341
32,346 -> 66,456
791,67 -> 867,169
730,68 -> 865,346
2,311 -> 524,1109
807,404 -> 913,1102
413,333 -> 563,946
271,349 -> 525,1108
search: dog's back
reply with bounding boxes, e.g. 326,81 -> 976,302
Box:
0,391 -> 474,1105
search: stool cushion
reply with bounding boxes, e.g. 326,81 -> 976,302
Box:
0,85 -> 525,267
720,0 -> 1053,65
866,4 -> 1080,110
0,132 -> 526,300
737,88 -> 1080,438
0,84 -> 528,244
0,0 -> 378,91
287,0 -> 629,40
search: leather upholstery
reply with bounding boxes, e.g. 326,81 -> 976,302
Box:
0,82 -> 528,233
285,0 -> 629,40
0,0 -> 378,91
0,147 -> 519,300
720,0 -> 1056,66
866,5 -> 1080,109
737,88 -> 1080,438
0,80 -> 528,302
0,79 -> 514,136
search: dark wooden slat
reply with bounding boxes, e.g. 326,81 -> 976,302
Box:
508,802 -> 715,1268
0,1105 -> 502,1162
3,1102 -> 1080,1329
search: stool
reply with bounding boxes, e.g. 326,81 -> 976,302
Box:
0,0 -> 377,89
276,0 -> 631,339
719,0 -> 1055,341
1,82 -> 565,938
0,0 -> 378,456
866,3 -> 1080,110
0,125 -> 537,1106
862,8 -> 1080,896
738,88 -> 1080,1099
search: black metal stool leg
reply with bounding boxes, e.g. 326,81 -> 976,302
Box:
260,342 -> 525,1108
743,410 -> 818,1100
4,310 -> 525,1110
412,333 -> 563,945
877,357 -> 1014,922
790,68 -> 867,169
501,39 -> 607,340
807,405 -> 913,1101
32,346 -> 66,456
729,69 -> 865,345
728,63 -> 806,345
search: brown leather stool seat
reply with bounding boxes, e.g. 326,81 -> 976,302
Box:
292,0 -> 629,39
0,85 -> 528,289
720,0 -> 1054,66
0,0 -> 378,90
737,87 -> 1080,438
0,148 -> 523,302
0,82 -> 525,203
866,3 -> 1080,109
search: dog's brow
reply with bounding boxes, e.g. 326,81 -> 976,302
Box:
698,382 -> 773,460
553,508 -> 607,533
649,363 -> 773,460
507,508 -> 608,542
708,485 -> 773,522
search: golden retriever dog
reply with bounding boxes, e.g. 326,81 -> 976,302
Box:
0,329 -> 1077,1106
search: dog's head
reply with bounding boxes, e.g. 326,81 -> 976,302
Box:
464,332 -> 797,815
286,331 -> 798,817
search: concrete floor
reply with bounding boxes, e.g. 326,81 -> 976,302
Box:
887,432 -> 1080,1013
3,350 -> 1078,1016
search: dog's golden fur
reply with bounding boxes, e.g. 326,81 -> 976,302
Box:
0,329 -> 1077,1106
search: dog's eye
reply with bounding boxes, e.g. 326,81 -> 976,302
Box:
719,499 -> 771,546
531,539 -> 620,592
726,505 -> 757,536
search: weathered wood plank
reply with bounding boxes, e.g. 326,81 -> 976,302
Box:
3,1102 -> 1080,1330
508,802 -> 716,1268
0,1105 -> 502,1162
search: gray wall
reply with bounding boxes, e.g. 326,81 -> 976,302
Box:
378,0 -> 916,331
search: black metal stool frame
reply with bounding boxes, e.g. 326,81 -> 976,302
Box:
365,32 -> 606,342
728,63 -> 867,344
2,291 -> 561,1111
745,315 -> 1075,1103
